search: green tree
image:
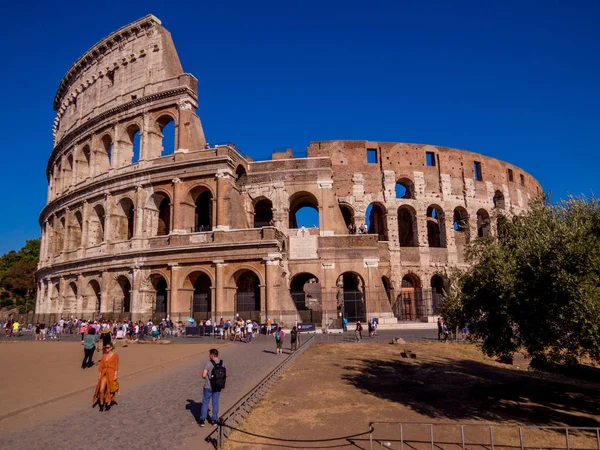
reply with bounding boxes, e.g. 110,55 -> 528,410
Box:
0,238 -> 40,312
442,196 -> 600,366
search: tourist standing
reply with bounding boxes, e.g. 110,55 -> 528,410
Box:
246,320 -> 253,343
200,348 -> 227,427
40,322 -> 46,340
355,321 -> 363,342
290,326 -> 298,352
266,318 -> 272,335
101,327 -> 112,352
34,323 -> 41,341
343,317 -> 348,332
93,342 -> 119,411
437,318 -> 443,341
82,327 -> 97,369
275,326 -> 285,354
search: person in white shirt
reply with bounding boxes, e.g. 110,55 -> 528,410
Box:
245,320 -> 253,343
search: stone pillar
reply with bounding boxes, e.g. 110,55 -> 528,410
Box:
104,193 -> 113,243
263,256 -> 280,320
100,272 -> 111,316
214,261 -> 225,318
140,114 -> 152,161
171,178 -> 185,233
81,201 -> 89,255
215,169 -> 232,230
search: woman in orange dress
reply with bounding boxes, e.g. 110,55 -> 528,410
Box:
93,342 -> 119,411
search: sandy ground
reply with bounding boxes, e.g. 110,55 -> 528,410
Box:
0,340 -> 229,429
224,342 -> 600,450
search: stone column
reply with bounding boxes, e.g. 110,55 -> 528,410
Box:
104,193 -> 113,243
263,257 -> 280,320
100,272 -> 111,315
213,261 -> 225,319
81,201 -> 89,256
171,178 -> 185,233
215,169 -> 232,230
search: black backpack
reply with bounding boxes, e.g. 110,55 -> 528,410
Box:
210,360 -> 227,392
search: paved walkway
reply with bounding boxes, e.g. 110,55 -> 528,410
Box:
0,329 -> 438,449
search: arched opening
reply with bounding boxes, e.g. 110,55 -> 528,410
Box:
366,203 -> 388,240
477,209 -> 491,238
115,198 -> 135,241
338,272 -> 366,323
115,276 -> 131,314
66,154 -> 74,188
339,204 -> 355,233
253,199 -> 273,228
100,134 -> 113,171
65,282 -> 77,314
158,196 -> 170,236
430,275 -> 445,315
393,274 -> 423,321
126,124 -> 141,164
71,211 -> 83,249
290,273 -> 321,323
146,193 -> 171,237
151,275 -> 168,317
426,205 -> 446,248
194,189 -> 213,232
453,206 -> 470,246
289,191 -> 319,229
85,280 -> 102,316
191,272 -> 212,322
157,116 -> 175,156
493,190 -> 505,209
89,205 -> 105,246
234,270 -> 261,321
398,206 -> 418,247
50,283 -> 60,311
235,165 -> 247,183
395,178 -> 415,199
56,217 -> 65,254
78,145 -> 91,181
382,276 -> 392,304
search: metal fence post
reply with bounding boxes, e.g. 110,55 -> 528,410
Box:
596,428 -> 600,450
566,428 -> 570,450
519,427 -> 524,450
461,425 -> 465,450
431,424 -> 435,450
400,423 -> 404,450
490,426 -> 495,450
369,423 -> 373,450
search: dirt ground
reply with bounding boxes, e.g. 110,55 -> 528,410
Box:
0,340 -> 228,429
224,342 -> 600,450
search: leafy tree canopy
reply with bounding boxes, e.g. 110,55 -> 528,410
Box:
0,239 -> 40,312
441,196 -> 600,367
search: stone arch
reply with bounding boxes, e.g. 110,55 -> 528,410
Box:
65,281 -> 78,314
70,210 -> 83,250
66,153 -> 74,188
395,178 -> 415,199
253,197 -> 273,227
233,269 -> 261,320
157,114 -> 176,156
112,275 -> 132,314
290,273 -> 320,317
493,190 -> 505,209
289,191 -> 319,229
398,205 -> 418,247
50,282 -> 61,311
453,206 -> 470,245
185,185 -> 214,232
430,274 -> 446,315
77,144 -> 91,182
426,205 -> 446,248
337,272 -> 366,323
366,202 -> 388,241
235,165 -> 247,183
146,191 -> 171,237
149,274 -> 169,317
185,271 -> 212,322
477,209 -> 491,237
339,203 -> 355,233
89,204 -> 106,246
56,215 -> 65,254
84,279 -> 102,315
124,122 -> 142,164
99,133 -> 113,172
114,197 -> 135,241
395,273 -> 423,320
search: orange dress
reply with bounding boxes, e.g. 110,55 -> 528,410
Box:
93,352 -> 119,404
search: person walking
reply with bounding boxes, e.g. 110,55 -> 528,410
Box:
34,323 -> 41,341
355,321 -> 363,342
82,327 -> 97,369
290,326 -> 298,352
343,317 -> 348,332
266,318 -> 272,335
200,348 -> 227,427
92,342 -> 119,411
274,326 -> 285,354
245,320 -> 253,343
437,318 -> 443,341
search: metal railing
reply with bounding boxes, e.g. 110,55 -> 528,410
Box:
207,335 -> 315,448
368,422 -> 600,450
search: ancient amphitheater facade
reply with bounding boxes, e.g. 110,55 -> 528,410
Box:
36,15 -> 541,326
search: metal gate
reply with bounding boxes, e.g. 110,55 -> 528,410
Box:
392,288 -> 439,321
234,292 -> 260,321
342,290 -> 367,323
192,292 -> 210,322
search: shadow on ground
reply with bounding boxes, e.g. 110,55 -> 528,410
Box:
342,357 -> 600,427
185,399 -> 203,425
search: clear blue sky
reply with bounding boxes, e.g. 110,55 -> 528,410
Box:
0,0 -> 598,254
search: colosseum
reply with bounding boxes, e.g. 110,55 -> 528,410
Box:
35,15 -> 541,327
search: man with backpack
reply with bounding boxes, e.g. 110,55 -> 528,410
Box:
200,348 -> 227,427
